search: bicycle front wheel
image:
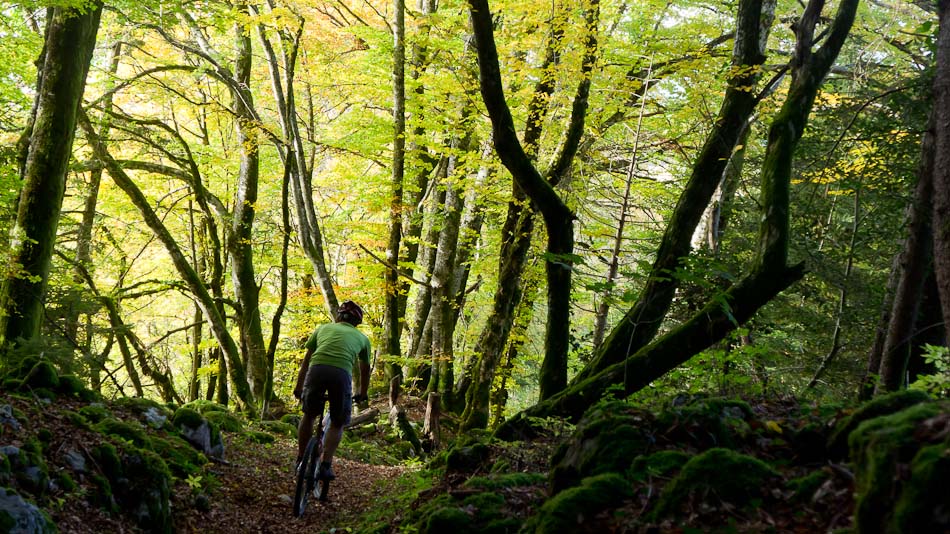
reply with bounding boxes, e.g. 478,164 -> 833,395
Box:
316,477 -> 330,502
293,436 -> 320,517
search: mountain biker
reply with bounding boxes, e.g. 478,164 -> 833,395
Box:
293,300 -> 371,481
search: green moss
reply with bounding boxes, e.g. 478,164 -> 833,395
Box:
148,435 -> 208,477
849,401 -> 945,533
89,474 -> 117,512
0,509 -> 13,532
78,388 -> 102,402
460,491 -> 504,513
79,404 -> 112,424
1,378 -> 23,391
56,374 -> 86,397
22,360 -> 59,390
94,418 -> 150,448
32,388 -> 56,400
257,420 -> 295,437
423,507 -> 472,533
63,410 -> 92,430
655,397 -> 754,450
550,401 -> 654,492
652,448 -> 778,519
36,428 -> 52,445
118,447 -> 173,533
628,450 -> 690,482
891,441 -> 950,532
116,397 -> 172,417
828,390 -> 932,458
172,407 -> 206,429
92,443 -> 122,482
785,469 -> 830,502
243,430 -> 275,444
205,411 -> 244,433
280,413 -> 301,427
524,473 -> 631,534
181,400 -> 228,415
463,472 -> 546,490
445,441 -> 490,475
56,471 -> 77,492
0,452 -> 10,481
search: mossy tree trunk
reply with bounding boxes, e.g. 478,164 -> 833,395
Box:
571,0 -> 776,386
1,4 -> 102,346
497,0 -> 858,436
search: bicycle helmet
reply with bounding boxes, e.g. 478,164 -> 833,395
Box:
337,300 -> 364,325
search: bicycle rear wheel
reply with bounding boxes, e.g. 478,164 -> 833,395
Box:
293,436 -> 321,517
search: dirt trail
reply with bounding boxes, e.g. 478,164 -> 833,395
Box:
174,435 -> 407,533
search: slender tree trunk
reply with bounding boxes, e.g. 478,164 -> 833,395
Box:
808,188 -> 861,389
383,0 -> 408,381
2,4 -> 102,345
228,5 -> 267,402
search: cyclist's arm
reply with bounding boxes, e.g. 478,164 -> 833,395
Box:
294,347 -> 314,399
358,360 -> 370,398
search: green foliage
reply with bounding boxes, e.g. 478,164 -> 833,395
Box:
204,411 -> 244,433
910,344 -> 950,397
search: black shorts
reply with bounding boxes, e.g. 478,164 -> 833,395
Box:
301,364 -> 353,427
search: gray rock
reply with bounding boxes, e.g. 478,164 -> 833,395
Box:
179,421 -> 213,455
0,404 -> 21,431
143,407 -> 167,429
63,449 -> 86,474
0,487 -> 55,533
1,446 -> 20,463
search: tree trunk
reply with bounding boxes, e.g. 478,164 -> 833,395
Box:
875,118 -> 934,393
2,4 -> 102,345
573,0 -> 776,385
228,4 -> 267,402
78,111 -> 255,411
931,0 -> 950,346
497,0 -> 858,435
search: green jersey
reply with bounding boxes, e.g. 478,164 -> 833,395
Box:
304,322 -> 371,373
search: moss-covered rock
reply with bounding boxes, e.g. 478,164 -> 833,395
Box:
550,401 -> 654,493
181,399 -> 228,415
93,441 -> 174,533
244,430 -> 275,444
148,434 -> 208,477
79,404 -> 112,424
280,413 -> 302,428
463,472 -> 546,491
652,447 -> 778,519
63,410 -> 92,432
523,473 -> 632,534
116,397 -> 173,417
205,411 -> 244,433
95,418 -> 150,448
445,440 -> 491,475
828,389 -> 931,459
56,374 -> 87,397
849,401 -> 949,533
655,397 -> 754,450
786,468 -> 830,502
0,487 -> 56,534
258,420 -> 296,437
173,407 -> 224,459
627,450 -> 690,482
21,360 -> 60,390
15,440 -> 49,497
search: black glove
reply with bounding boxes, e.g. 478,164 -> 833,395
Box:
353,393 -> 368,403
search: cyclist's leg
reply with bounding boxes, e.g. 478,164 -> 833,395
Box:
298,367 -> 328,464
321,366 -> 353,466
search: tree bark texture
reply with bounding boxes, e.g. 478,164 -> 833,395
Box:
2,4 -> 102,345
932,0 -> 950,347
573,0 -> 776,385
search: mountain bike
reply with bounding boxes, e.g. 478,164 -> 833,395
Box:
293,413 -> 331,517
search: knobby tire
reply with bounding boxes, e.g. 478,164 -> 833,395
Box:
293,435 -> 320,517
